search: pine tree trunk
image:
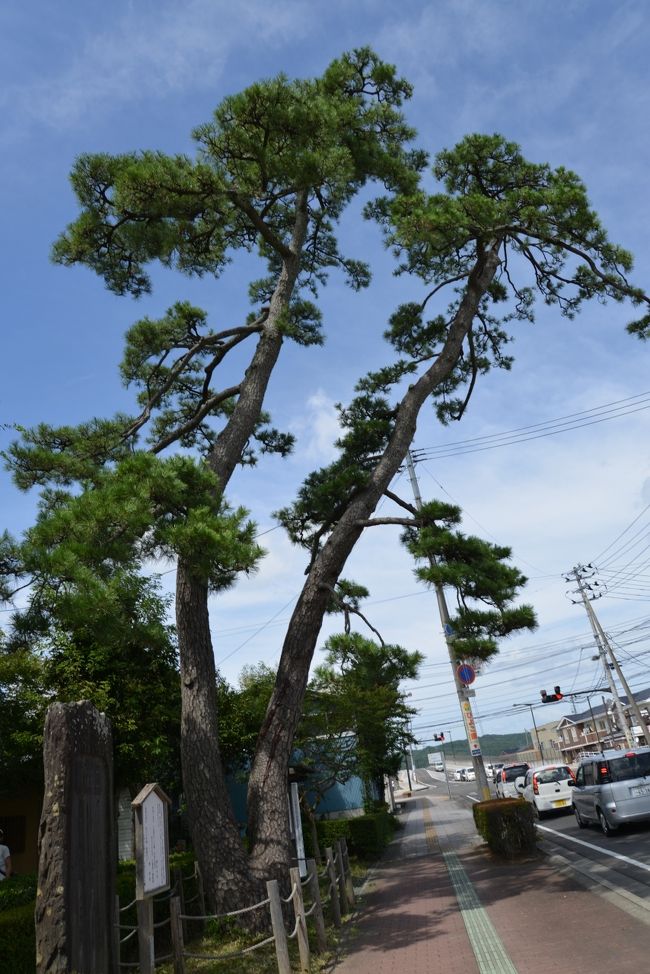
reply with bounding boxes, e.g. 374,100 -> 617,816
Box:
174,202 -> 307,903
248,243 -> 501,875
176,561 -> 264,915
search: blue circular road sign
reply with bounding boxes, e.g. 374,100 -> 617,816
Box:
457,663 -> 476,685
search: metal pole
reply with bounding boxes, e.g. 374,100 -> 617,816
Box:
586,696 -> 603,751
529,706 -> 544,762
406,452 -> 490,800
572,568 -> 634,746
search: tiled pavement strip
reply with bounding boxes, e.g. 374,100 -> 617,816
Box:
333,792 -> 650,974
423,802 -> 518,974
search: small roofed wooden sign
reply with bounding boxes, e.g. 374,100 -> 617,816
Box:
132,783 -> 171,900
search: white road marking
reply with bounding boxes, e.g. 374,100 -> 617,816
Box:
536,823 -> 650,874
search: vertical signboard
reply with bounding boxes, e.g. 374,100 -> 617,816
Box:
289,782 -> 307,878
132,783 -> 171,899
461,700 -> 482,756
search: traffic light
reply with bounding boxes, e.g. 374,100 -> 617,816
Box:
540,686 -> 563,703
433,733 -> 445,741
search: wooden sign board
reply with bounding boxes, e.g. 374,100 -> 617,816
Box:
132,783 -> 171,900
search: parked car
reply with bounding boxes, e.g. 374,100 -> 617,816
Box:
572,747 -> 650,836
517,764 -> 575,817
495,763 -> 530,798
492,763 -> 505,783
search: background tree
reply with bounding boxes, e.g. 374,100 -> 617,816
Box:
401,498 -> 537,662
311,632 -> 421,804
0,569 -> 182,794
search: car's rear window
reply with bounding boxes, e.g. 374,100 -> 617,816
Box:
535,767 -> 572,785
607,752 -> 650,782
504,765 -> 528,781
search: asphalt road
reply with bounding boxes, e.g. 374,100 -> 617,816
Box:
414,766 -> 650,904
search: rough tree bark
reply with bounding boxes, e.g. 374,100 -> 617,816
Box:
175,200 -> 307,909
247,242 -> 502,876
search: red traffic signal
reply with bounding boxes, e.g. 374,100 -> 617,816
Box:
540,686 -> 563,703
433,733 -> 445,741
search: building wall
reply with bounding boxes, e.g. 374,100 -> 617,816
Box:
0,789 -> 41,875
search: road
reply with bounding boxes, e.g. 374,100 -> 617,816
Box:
414,766 -> 650,906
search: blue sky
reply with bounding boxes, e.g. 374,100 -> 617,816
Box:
2,0 -> 650,745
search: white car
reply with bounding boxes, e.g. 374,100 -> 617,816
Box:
495,763 -> 530,798
454,768 -> 464,781
464,767 -> 476,781
517,764 -> 575,818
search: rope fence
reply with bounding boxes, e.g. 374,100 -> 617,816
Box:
115,838 -> 355,974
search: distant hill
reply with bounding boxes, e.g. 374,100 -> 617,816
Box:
412,732 -> 529,768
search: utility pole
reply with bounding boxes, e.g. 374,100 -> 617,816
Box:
406,452 -> 491,800
569,565 -> 648,746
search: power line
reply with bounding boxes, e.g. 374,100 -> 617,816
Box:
411,390 -> 650,461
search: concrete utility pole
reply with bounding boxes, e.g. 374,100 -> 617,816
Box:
570,565 -> 649,746
405,452 -> 490,800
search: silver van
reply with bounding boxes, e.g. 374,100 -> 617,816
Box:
572,747 -> 650,836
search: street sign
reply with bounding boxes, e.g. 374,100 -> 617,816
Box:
444,623 -> 455,636
457,663 -> 476,685
461,688 -> 476,698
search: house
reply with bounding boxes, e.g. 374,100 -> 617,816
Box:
556,688 -> 650,764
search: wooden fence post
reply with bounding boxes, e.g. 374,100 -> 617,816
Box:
267,879 -> 291,974
335,839 -> 349,915
194,861 -> 206,936
172,866 -> 188,942
170,895 -> 186,974
136,898 -> 155,974
290,867 -> 310,974
340,837 -> 356,906
325,847 -> 341,928
113,895 -> 122,971
307,858 -> 327,952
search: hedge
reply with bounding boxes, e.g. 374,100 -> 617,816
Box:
472,797 -> 536,858
0,903 -> 36,974
0,850 -> 198,974
316,809 -> 397,859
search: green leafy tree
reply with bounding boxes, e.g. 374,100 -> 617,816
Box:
312,632 -> 422,804
0,571 -> 182,794
402,498 -> 537,662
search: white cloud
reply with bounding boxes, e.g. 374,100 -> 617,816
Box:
290,390 -> 341,463
1,0 -> 310,139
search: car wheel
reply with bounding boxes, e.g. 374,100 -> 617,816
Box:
574,805 -> 587,829
533,802 -> 545,821
598,809 -> 618,836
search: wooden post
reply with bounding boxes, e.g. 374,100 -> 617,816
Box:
136,899 -> 155,974
307,858 -> 327,953
267,879 -> 291,974
335,839 -> 349,914
325,847 -> 341,928
290,866 -> 310,974
173,866 -> 187,942
35,701 -> 117,974
194,861 -> 206,935
340,837 -> 355,906
170,895 -> 186,974
113,895 -> 122,971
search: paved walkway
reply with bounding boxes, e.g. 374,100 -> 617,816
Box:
333,791 -> 650,974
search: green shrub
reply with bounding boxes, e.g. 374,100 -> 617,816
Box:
472,798 -> 536,858
316,809 -> 396,859
0,874 -> 37,912
0,903 -> 36,974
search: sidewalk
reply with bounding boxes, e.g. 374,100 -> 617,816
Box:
333,791 -> 650,974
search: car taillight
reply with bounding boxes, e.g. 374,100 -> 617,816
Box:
501,771 -> 505,782
533,774 -> 539,795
